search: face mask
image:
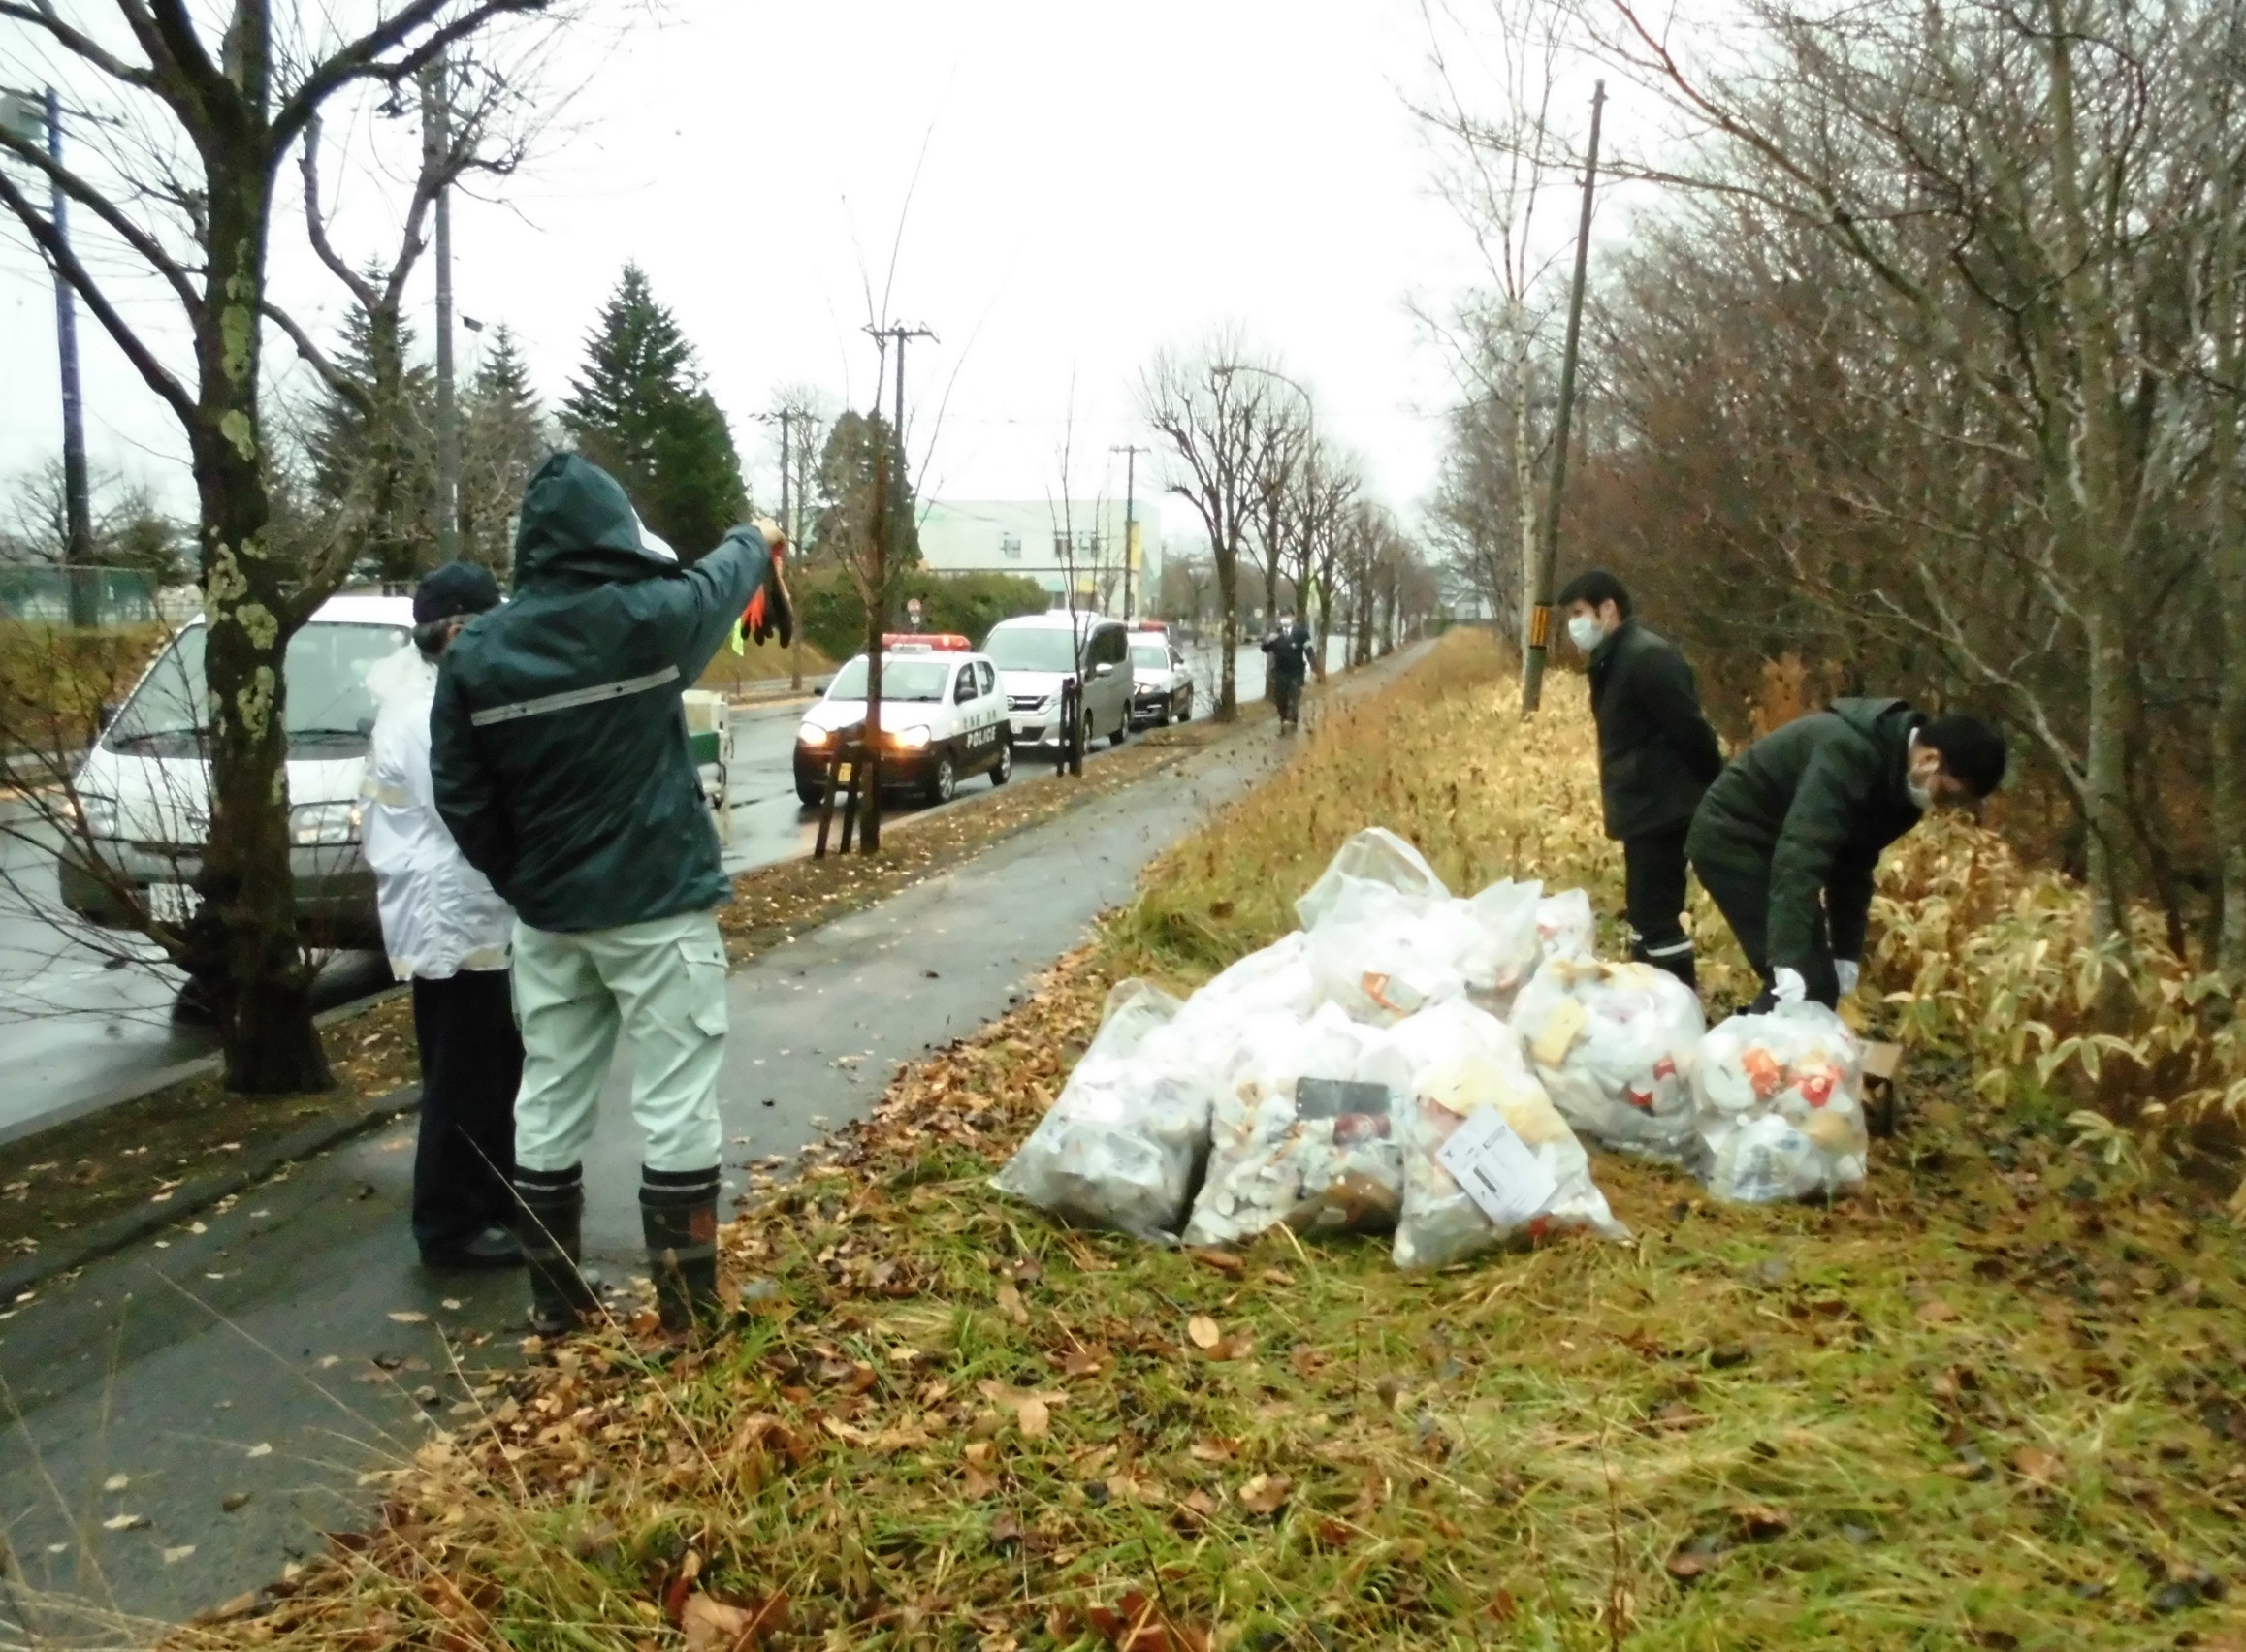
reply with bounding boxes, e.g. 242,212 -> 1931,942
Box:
1907,776 -> 1935,810
1566,615 -> 1602,651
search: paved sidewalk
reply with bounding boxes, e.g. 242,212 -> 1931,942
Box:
0,645 -> 1427,1627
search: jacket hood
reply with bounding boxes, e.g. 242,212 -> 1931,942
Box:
1829,696 -> 1923,773
513,453 -> 680,586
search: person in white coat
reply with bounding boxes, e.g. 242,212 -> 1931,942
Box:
365,562 -> 524,1269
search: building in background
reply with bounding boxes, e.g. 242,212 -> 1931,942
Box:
916,499 -> 1161,617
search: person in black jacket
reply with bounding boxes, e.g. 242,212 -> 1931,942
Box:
1558,569 -> 1725,989
1687,697 -> 2006,1011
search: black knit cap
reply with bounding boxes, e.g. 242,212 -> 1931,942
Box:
412,560 -> 502,625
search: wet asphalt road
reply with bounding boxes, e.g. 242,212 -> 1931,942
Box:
0,642 -> 1307,1142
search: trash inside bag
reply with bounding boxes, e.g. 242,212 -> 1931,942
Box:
1464,877 -> 1545,1016
1510,958 -> 1706,1161
1305,898 -> 1474,1025
1170,932 -> 1321,1068
993,980 -> 1212,1242
1294,827 -> 1449,932
1535,888 -> 1597,967
1388,1000 -> 1627,1268
1181,1002 -> 1410,1247
1694,1004 -> 1869,1202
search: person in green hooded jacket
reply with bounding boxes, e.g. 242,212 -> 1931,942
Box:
432,452 -> 791,1335
1685,697 -> 2006,1012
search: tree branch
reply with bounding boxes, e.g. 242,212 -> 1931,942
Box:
273,0 -> 554,150
0,2 -> 157,88
0,127 -> 206,320
260,300 -> 370,413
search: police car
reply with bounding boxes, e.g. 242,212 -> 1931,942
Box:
792,634 -> 1012,807
1127,620 -> 1195,728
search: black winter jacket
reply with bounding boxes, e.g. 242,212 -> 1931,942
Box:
431,454 -> 783,934
1585,620 -> 1725,841
1686,696 -> 1927,974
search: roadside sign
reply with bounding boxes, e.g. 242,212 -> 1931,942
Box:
0,93 -> 45,147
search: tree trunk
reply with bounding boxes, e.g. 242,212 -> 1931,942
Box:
1510,312 -> 1538,651
187,167 -> 330,1096
2212,163 -> 2246,978
1215,534 -> 1239,719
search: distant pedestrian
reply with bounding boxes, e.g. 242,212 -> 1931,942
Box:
1559,568 -> 1725,990
1687,697 -> 2006,1011
431,454 -> 791,1336
363,561 -> 522,1272
1263,614 -> 1311,730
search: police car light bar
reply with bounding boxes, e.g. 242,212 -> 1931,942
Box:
882,632 -> 972,651
1130,620 -> 1169,633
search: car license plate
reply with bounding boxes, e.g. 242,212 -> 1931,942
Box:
833,763 -> 854,784
147,881 -> 200,926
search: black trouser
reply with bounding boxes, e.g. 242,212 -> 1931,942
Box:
1272,674 -> 1303,723
1683,828 -> 1840,1007
1622,825 -> 1697,990
410,969 -> 524,1258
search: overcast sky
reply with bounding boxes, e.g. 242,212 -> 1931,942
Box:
0,1 -> 1559,544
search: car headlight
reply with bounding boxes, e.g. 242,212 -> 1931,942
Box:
291,801 -> 362,847
891,724 -> 931,750
798,723 -> 830,748
74,793 -> 119,840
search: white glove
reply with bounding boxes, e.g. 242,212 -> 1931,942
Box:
1772,967 -> 1808,1004
1835,960 -> 1861,997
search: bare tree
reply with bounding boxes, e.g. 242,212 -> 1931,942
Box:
0,2 -> 566,1093
1141,333 -> 1281,719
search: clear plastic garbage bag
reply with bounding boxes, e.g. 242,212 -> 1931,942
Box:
1181,1002 -> 1411,1247
1510,958 -> 1706,1161
1693,1004 -> 1870,1202
1294,827 -> 1450,932
1535,888 -> 1597,967
1170,932 -> 1321,1068
1305,898 -> 1476,1025
1464,877 -> 1545,1017
1387,999 -> 1627,1268
993,979 -> 1213,1243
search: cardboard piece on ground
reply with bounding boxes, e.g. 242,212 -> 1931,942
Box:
1862,1040 -> 1905,1138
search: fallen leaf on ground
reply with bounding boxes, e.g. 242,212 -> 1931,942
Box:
100,1513 -> 146,1531
387,1311 -> 428,1324
1061,1345 -> 1110,1379
102,1473 -> 128,1492
976,1380 -> 1059,1439
1237,1473 -> 1291,1515
1187,1315 -> 1222,1350
163,1544 -> 195,1565
246,1443 -> 273,1458
1189,1248 -> 1243,1277
996,1283 -> 1029,1325
1733,1503 -> 1791,1541
1916,1298 -> 1960,1324
1190,1436 -> 1238,1462
2013,1445 -> 2065,1484
221,1492 -> 251,1512
680,1589 -> 787,1652
1666,1549 -> 1711,1580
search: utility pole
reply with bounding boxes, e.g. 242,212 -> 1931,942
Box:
1521,79 -> 1604,715
779,410 -> 800,689
860,324 -> 937,853
1111,444 -> 1148,620
29,88 -> 96,625
423,57 -> 460,564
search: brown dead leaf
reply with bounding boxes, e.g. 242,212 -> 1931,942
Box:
975,1379 -> 1058,1439
1186,1315 -> 1222,1350
1180,1489 -> 1220,1519
194,1593 -> 260,1626
386,1311 -> 429,1324
1289,1344 -> 1328,1379
1733,1503 -> 1791,1541
996,1284 -> 1030,1326
680,1590 -> 787,1652
1189,1249 -> 1243,1277
1237,1473 -> 1292,1515
1062,1345 -> 1111,1379
1189,1436 -> 1239,1462
2012,1445 -> 2065,1485
1916,1298 -> 1960,1325
1018,1396 -> 1051,1439
1665,1550 -> 1711,1581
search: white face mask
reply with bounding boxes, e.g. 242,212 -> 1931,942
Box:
1907,778 -> 1935,810
1566,615 -> 1603,652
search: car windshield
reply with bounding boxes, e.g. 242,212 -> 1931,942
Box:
982,625 -> 1079,672
104,621 -> 411,760
826,657 -> 952,701
1132,642 -> 1170,670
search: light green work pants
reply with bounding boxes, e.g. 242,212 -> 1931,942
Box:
511,909 -> 729,1175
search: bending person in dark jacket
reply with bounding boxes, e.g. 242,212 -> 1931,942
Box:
1686,697 -> 2005,1011
1559,569 -> 1724,990
432,453 -> 791,1335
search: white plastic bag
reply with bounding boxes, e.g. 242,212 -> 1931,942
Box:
993,980 -> 1212,1242
1387,1000 -> 1626,1268
1694,1005 -> 1869,1202
1510,958 -> 1706,1161
1535,888 -> 1597,967
1304,897 -> 1477,1025
1463,878 -> 1545,1016
1294,827 -> 1450,932
1181,1002 -> 1410,1247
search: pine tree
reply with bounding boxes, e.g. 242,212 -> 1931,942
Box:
560,266 -> 749,561
460,325 -> 553,575
305,299 -> 436,585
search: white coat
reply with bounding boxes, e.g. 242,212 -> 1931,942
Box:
363,646 -> 515,981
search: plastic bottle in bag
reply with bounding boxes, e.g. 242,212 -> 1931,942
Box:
1180,1002 -> 1410,1247
1387,999 -> 1627,1268
1534,888 -> 1597,967
993,980 -> 1213,1242
1509,958 -> 1706,1161
1693,1004 -> 1870,1202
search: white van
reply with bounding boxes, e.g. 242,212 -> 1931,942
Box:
58,593 -> 413,947
981,610 -> 1133,753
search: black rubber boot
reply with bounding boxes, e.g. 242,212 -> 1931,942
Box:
640,1165 -> 722,1335
1633,941 -> 1699,994
514,1164 -> 599,1336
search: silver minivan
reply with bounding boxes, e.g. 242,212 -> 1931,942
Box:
981,611 -> 1133,752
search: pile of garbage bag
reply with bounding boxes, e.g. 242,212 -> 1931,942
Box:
1693,1003 -> 1870,1202
994,828 -> 1876,1263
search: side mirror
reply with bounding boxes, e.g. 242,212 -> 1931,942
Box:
1093,661 -> 1114,678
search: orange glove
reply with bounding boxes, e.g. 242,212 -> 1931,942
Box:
741,523 -> 793,648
